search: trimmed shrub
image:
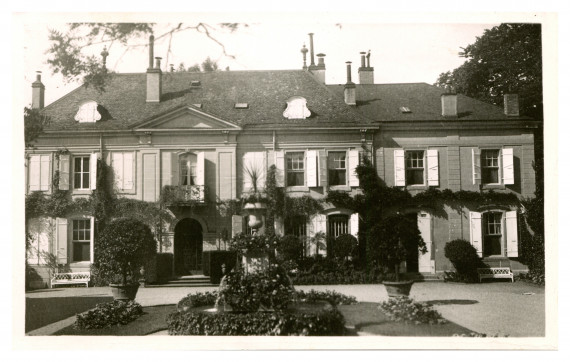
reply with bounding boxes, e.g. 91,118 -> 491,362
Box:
295,289 -> 357,306
156,253 -> 173,283
276,234 -> 303,262
379,297 -> 446,325
166,309 -> 347,336
75,300 -> 143,329
444,239 -> 482,282
202,250 -> 237,284
177,291 -> 219,311
332,234 -> 358,261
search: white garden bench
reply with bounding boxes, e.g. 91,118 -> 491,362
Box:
477,267 -> 514,283
50,272 -> 91,288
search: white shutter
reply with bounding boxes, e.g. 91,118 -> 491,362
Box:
348,150 -> 360,187
472,148 -> 481,185
306,150 -> 318,187
469,212 -> 483,257
196,152 -> 205,186
59,154 -> 70,190
89,153 -> 99,190
112,152 -> 124,189
427,149 -> 439,186
171,152 -> 179,186
56,218 -> 68,264
162,151 -> 171,187
350,213 -> 359,238
242,152 -> 254,192
29,155 -> 40,191
89,217 -> 95,263
394,149 -> 405,186
318,151 -> 328,187
123,153 -> 134,190
502,148 -> 515,185
275,150 -> 285,187
40,154 -> 51,191
274,216 -> 284,236
257,152 -> 266,191
231,215 -> 244,237
506,211 -> 519,257
417,213 -> 433,273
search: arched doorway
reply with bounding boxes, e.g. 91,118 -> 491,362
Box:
174,218 -> 203,275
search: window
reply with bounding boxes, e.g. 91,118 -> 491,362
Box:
180,153 -> 197,186
286,152 -> 305,186
328,152 -> 347,186
481,149 -> 500,184
405,151 -> 424,185
283,96 -> 311,119
73,156 -> 90,189
72,219 -> 91,262
28,154 -> 51,192
285,215 -> 307,237
483,212 -> 503,256
328,215 -> 349,239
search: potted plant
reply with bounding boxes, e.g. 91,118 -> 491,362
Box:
93,217 -> 157,300
242,162 -> 267,232
371,214 -> 427,297
228,232 -> 278,274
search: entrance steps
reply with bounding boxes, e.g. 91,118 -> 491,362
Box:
146,275 -> 218,288
405,272 -> 442,282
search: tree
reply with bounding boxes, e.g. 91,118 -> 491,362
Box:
435,23 -> 542,120
46,23 -> 244,91
24,107 -> 50,147
201,56 -> 219,72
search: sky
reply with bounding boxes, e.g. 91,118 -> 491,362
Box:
17,15 -> 503,108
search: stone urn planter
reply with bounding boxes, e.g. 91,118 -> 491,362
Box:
243,202 -> 266,232
383,280 -> 414,298
109,283 -> 140,301
241,249 -> 270,274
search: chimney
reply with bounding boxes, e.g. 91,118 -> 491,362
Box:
146,35 -> 162,103
344,62 -> 356,105
504,93 -> 520,116
358,50 -> 374,84
440,82 -> 457,117
308,33 -> 315,66
31,71 -> 45,109
307,33 -> 326,84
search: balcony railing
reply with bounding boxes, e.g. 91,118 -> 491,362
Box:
160,185 -> 206,205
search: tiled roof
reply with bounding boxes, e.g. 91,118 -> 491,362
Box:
40,70 -> 374,131
327,83 -> 531,121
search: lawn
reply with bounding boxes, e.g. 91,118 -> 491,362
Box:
54,302 -> 477,336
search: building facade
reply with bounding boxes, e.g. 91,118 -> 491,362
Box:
25,36 -> 538,288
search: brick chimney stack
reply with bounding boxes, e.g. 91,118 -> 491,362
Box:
344,62 -> 356,105
358,50 -> 374,84
31,71 -> 45,109
504,93 -> 520,116
146,35 -> 162,103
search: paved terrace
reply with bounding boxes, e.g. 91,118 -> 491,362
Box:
25,281 -> 545,337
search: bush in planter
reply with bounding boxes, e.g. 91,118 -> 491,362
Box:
444,239 -> 483,282
93,217 -> 157,286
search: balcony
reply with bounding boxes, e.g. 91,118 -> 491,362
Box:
160,185 -> 206,206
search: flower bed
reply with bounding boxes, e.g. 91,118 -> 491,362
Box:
295,289 -> 357,306
75,300 -> 143,330
378,297 -> 446,325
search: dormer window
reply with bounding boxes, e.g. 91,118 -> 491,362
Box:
400,106 -> 412,113
75,101 -> 102,123
235,103 -> 249,109
283,96 -> 311,119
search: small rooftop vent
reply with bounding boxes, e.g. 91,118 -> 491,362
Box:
399,106 -> 412,113
235,103 -> 249,109
192,104 -> 202,109
190,80 -> 201,87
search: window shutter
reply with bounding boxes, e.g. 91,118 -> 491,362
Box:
350,213 -> 359,238
171,152 -> 179,186
506,211 -> 519,257
56,217 -> 68,264
257,152 -> 266,191
469,212 -> 483,257
348,150 -> 360,187
274,216 -> 284,236
196,152 -> 205,186
394,149 -> 405,186
89,153 -> 99,190
472,148 -> 481,185
112,152 -> 124,189
502,148 -> 515,185
162,151 -> 171,187
318,151 -> 328,187
40,154 -> 51,191
427,149 -> 439,186
123,153 -> 134,190
242,152 -> 254,192
231,215 -> 243,237
89,217 -> 95,263
274,150 -> 285,187
29,155 -> 40,191
59,154 -> 70,190
307,150 -> 318,187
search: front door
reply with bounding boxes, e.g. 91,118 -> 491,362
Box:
174,218 -> 203,275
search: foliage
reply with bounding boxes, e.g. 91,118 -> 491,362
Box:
177,291 -> 219,311
516,270 -> 545,286
519,232 -> 544,284
74,300 -> 143,330
435,23 -> 542,120
332,234 -> 358,261
24,107 -> 50,147
218,265 -> 295,312
228,232 -> 278,253
276,235 -> 304,263
167,308 -> 347,336
93,217 -> 157,285
295,289 -> 357,306
175,57 -> 220,72
379,297 -> 447,325
201,56 -> 219,72
160,185 -> 207,206
443,239 -> 483,282
292,257 -> 385,285
91,159 -> 114,231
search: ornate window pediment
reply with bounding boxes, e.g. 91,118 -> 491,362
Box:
75,101 -> 101,123
283,96 -> 311,119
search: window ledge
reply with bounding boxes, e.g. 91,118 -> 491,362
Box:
285,186 -> 310,192
69,261 -> 92,267
72,189 -> 92,195
481,184 -> 506,190
329,185 -> 351,192
406,185 -> 429,191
